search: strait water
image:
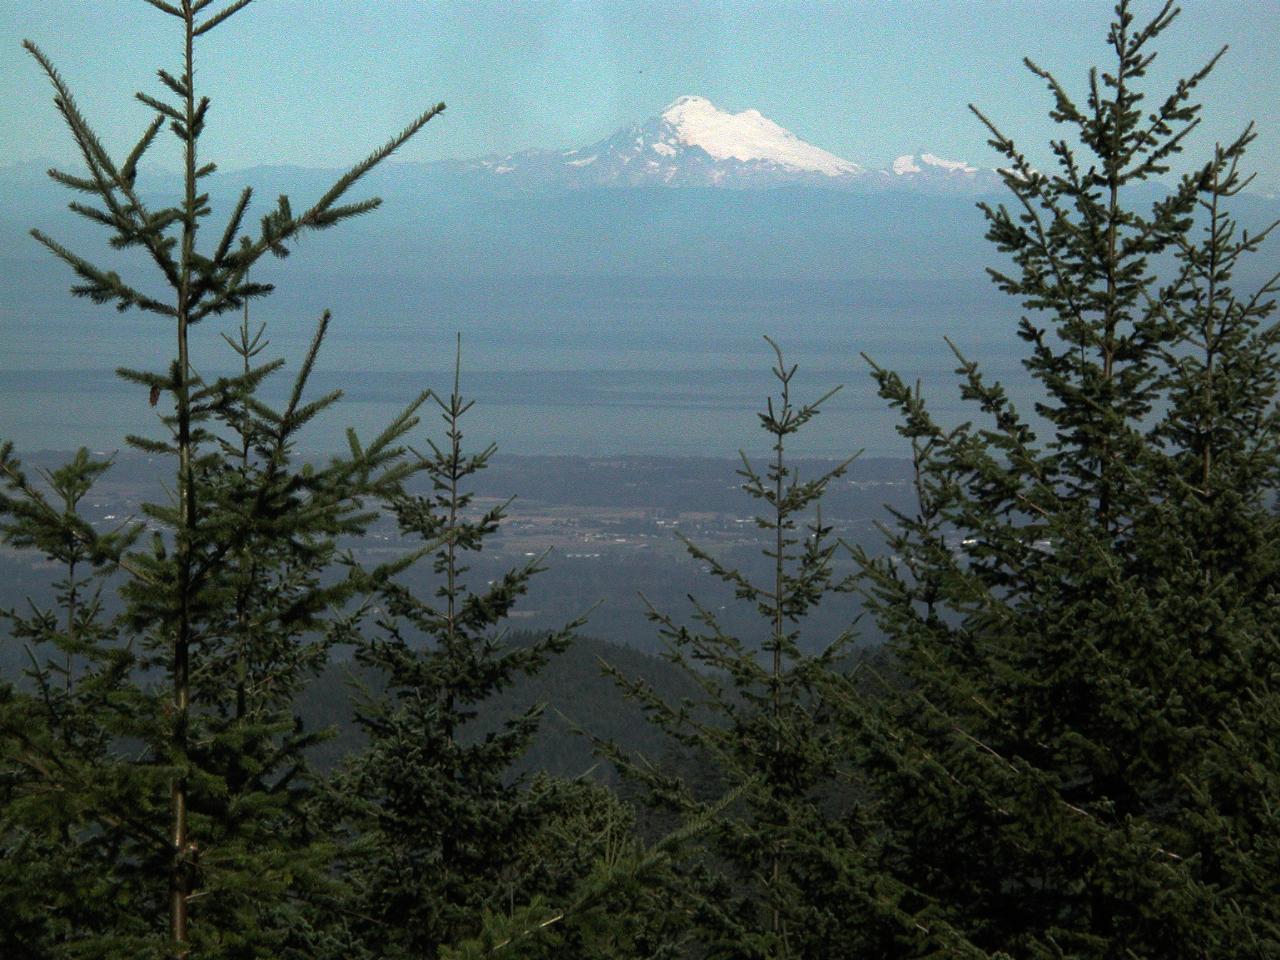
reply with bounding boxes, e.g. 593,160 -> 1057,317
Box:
1,287 -> 1033,458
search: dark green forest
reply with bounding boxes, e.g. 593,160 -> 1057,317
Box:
3,1 -> 1278,957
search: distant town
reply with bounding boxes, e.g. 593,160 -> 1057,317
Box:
0,450 -> 917,658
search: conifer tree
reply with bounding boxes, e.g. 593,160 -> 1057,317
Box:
0,446 -> 148,957
438,773 -> 740,960
328,349 -> 584,959
851,2 -> 1280,955
604,341 -> 901,959
3,2 -> 443,955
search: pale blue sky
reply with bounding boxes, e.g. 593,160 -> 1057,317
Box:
3,1 -> 1279,189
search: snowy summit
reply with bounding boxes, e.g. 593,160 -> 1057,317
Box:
658,96 -> 862,177
891,151 -> 978,177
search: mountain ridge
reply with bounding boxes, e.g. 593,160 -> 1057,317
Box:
11,94 -> 1278,199
463,94 -> 1002,193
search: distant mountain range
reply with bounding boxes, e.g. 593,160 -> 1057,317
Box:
0,98 -> 1015,299
438,95 -> 1003,194
9,92 -> 1279,203
3,95 -> 1276,350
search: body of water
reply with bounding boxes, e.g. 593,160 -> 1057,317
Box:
1,357 -> 1035,459
2,279 -> 1036,457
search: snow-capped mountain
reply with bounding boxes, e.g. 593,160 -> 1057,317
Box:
891,152 -> 976,177
657,95 -> 861,176
464,96 -> 995,193
880,150 -> 1002,192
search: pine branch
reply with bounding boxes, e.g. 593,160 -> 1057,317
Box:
193,0 -> 256,36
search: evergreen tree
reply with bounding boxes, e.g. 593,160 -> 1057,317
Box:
852,2 -> 1280,955
328,348 -> 586,959
438,772 -> 740,960
0,446 -> 148,957
603,340 -> 905,959
3,2 -> 443,955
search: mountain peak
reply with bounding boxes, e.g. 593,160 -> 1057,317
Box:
657,95 -> 861,177
892,151 -> 978,177
465,99 -> 997,193
661,94 -> 714,114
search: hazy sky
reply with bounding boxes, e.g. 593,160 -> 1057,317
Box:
3,1 -> 1279,189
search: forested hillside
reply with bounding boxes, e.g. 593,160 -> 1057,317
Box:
3,2 -> 1278,957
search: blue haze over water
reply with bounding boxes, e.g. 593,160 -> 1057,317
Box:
1,277 -> 1030,459
7,164 -> 1274,460
0,174 -> 1114,459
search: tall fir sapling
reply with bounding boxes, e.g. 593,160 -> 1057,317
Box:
604,340 -> 904,959
0,446 -> 149,957
330,346 -> 584,959
2,1 -> 443,954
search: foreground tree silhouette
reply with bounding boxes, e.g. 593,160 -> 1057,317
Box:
854,1 -> 1280,955
602,341 -> 918,959
326,351 -> 588,958
2,2 -> 442,955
